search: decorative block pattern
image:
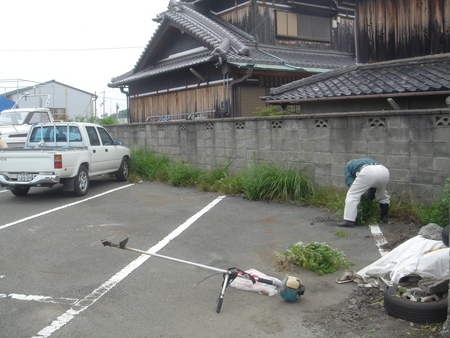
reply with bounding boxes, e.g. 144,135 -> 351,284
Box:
315,119 -> 328,128
271,121 -> 283,129
369,117 -> 386,127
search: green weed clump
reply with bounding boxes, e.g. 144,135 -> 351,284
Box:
165,159 -> 202,187
240,161 -> 314,201
274,241 -> 354,275
129,149 -> 169,181
199,168 -> 243,195
198,162 -> 232,192
214,173 -> 243,195
388,191 -> 422,223
419,178 -> 450,227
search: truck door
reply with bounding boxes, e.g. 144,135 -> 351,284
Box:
96,126 -> 122,170
86,126 -> 107,175
86,126 -> 121,174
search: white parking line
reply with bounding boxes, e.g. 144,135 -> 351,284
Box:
370,224 -> 388,256
33,195 -> 226,338
0,184 -> 135,231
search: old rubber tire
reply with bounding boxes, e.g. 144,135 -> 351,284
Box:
384,286 -> 448,324
11,186 -> 30,196
116,157 -> 129,182
73,165 -> 89,196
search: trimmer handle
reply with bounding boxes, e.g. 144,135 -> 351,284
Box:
254,277 -> 282,289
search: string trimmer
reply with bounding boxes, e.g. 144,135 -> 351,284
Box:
101,237 -> 305,313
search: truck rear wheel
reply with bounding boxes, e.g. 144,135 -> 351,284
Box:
73,165 -> 89,196
11,186 -> 30,196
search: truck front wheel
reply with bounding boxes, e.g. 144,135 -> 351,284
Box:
74,165 -> 89,197
116,157 -> 129,182
11,186 -> 30,196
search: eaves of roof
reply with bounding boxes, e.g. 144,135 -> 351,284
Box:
110,52 -> 213,86
263,53 -> 450,102
109,2 -> 355,88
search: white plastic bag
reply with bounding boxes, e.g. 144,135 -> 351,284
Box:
230,269 -> 280,296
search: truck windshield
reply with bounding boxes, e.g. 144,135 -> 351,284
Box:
0,111 -> 51,125
0,112 -> 26,125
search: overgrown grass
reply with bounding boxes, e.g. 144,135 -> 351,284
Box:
240,161 -> 314,201
129,148 -> 449,227
129,149 -> 169,182
418,178 -> 450,227
165,159 -> 202,187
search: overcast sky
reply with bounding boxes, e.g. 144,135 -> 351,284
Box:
0,0 -> 170,114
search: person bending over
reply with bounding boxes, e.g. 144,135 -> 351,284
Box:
338,158 -> 390,228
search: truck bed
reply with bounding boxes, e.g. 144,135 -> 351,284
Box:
0,146 -> 86,172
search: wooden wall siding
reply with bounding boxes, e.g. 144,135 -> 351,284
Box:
219,4 -> 355,52
129,85 -> 228,122
356,0 -> 450,63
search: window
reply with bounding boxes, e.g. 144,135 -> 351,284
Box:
97,127 -> 115,146
276,11 -> 331,42
86,126 -> 100,146
68,126 -> 82,142
277,11 -> 298,37
55,126 -> 67,142
29,112 -> 51,124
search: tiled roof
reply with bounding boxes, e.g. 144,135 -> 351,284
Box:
109,2 -> 355,87
264,54 -> 450,102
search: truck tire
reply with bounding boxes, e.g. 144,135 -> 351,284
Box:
116,157 -> 129,182
73,165 -> 89,196
384,286 -> 448,324
11,186 -> 30,196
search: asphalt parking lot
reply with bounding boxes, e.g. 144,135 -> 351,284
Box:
0,179 -> 384,337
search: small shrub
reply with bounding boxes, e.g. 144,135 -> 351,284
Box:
98,116 -> 116,125
253,106 -> 285,116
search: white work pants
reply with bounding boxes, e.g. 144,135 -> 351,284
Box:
343,165 -> 390,222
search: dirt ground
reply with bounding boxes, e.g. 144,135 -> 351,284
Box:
302,218 -> 447,337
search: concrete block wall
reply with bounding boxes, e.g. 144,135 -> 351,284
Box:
108,108 -> 450,203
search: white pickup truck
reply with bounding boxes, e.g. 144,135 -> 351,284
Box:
0,122 -> 131,197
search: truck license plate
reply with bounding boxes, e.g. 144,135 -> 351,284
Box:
18,173 -> 33,182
